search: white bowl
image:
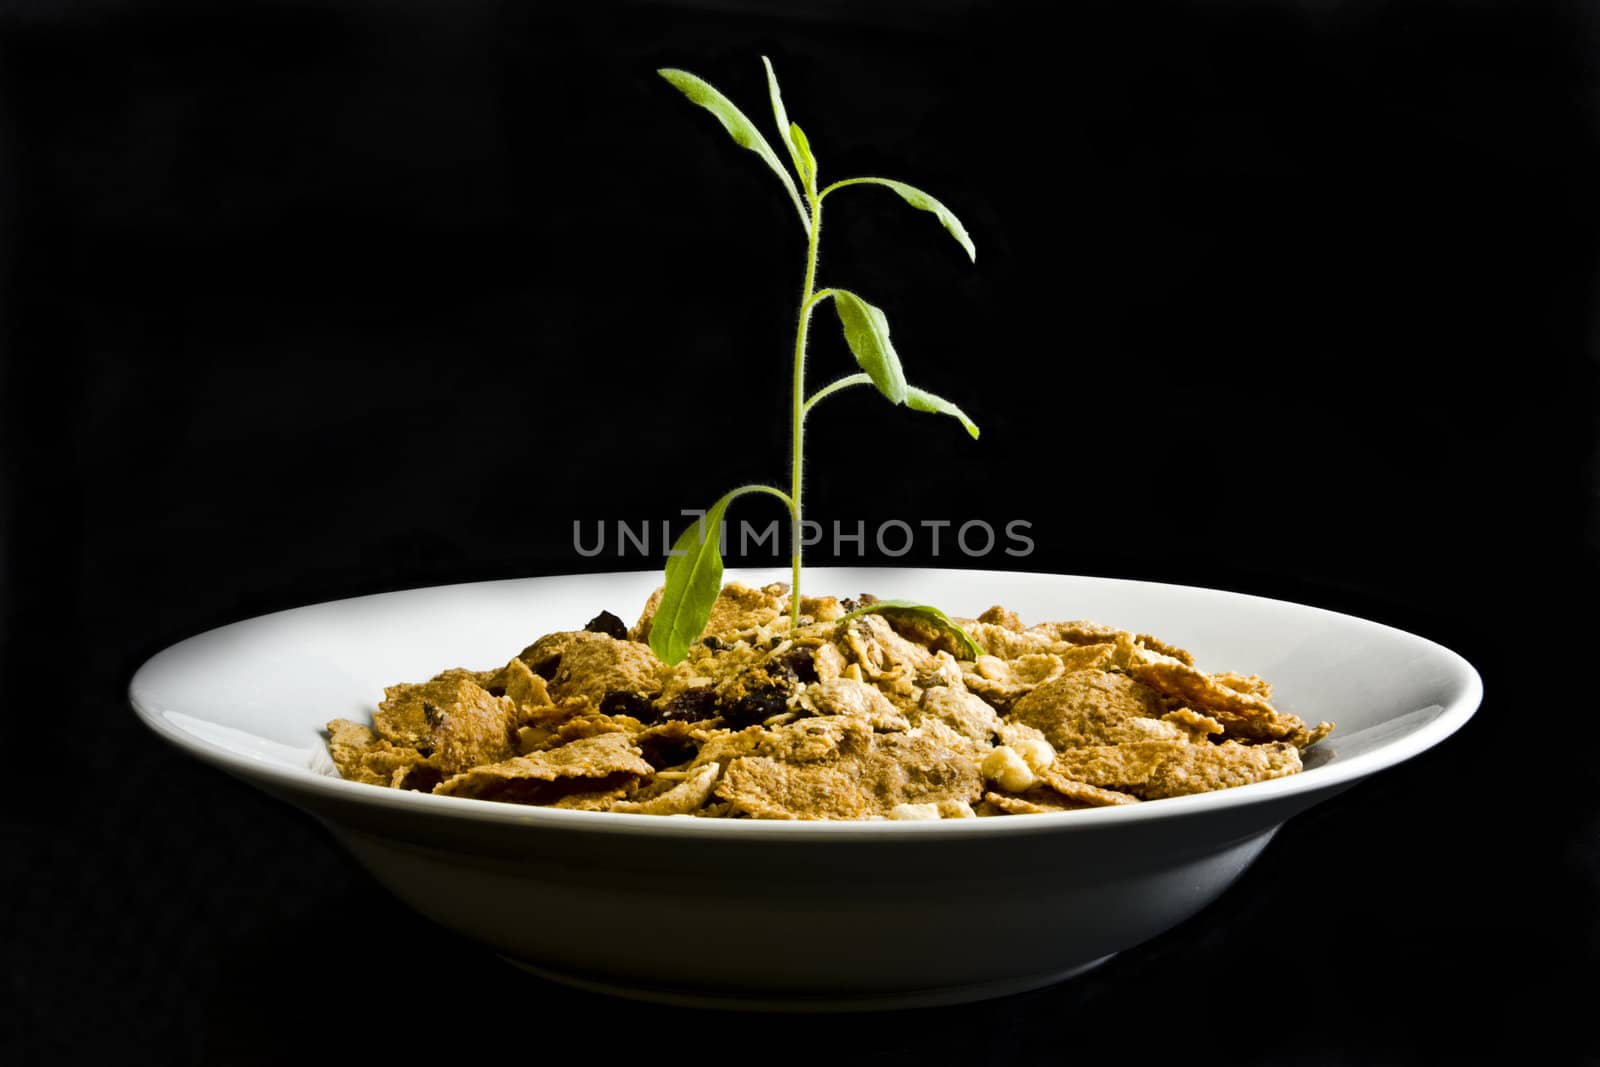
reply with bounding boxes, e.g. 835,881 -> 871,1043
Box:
128,567 -> 1480,1010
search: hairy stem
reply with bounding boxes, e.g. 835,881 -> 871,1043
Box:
803,372 -> 871,416
723,483 -> 797,514
790,192 -> 823,625
818,176 -> 903,201
804,287 -> 838,313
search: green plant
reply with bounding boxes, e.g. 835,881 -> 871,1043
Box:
649,57 -> 981,665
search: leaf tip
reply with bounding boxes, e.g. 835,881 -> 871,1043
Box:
658,68 -> 697,96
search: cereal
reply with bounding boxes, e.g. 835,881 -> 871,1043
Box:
1124,647 -> 1329,746
488,657 -> 552,714
800,677 -> 911,731
717,758 -> 873,820
326,583 -> 1331,818
913,684 -> 1003,744
983,789 -> 1090,815
612,763 -> 721,815
1036,773 -> 1140,807
433,732 -> 654,803
1008,670 -> 1175,750
431,687 -> 518,776
1049,739 -> 1303,800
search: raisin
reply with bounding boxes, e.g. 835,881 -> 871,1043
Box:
656,688 -> 718,724
771,647 -> 818,684
637,735 -> 700,770
722,686 -> 790,727
599,691 -> 654,720
524,651 -> 562,681
702,635 -> 723,651
584,611 -> 629,640
399,765 -> 444,793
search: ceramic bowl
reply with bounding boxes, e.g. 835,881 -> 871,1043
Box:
128,567 -> 1480,1010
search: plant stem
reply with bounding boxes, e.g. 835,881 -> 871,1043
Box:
804,287 -> 838,313
804,372 -> 871,416
790,191 -> 823,626
818,177 -> 880,200
725,484 -> 797,513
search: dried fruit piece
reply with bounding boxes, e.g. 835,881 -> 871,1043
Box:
584,611 -> 630,640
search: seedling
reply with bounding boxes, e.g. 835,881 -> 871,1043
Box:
650,57 -> 981,665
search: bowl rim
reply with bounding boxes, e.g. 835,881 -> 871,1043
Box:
128,567 -> 1483,842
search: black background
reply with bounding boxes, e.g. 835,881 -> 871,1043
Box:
3,0 -> 1597,1063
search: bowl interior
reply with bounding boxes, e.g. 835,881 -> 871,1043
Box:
128,567 -> 1481,826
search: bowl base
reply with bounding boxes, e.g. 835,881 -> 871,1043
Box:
496,954 -> 1117,1012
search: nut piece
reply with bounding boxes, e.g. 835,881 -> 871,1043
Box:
1012,737 -> 1056,776
981,745 -> 1037,793
888,802 -> 943,821
935,799 -> 977,819
887,800 -> 976,820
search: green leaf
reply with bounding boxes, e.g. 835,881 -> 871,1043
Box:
834,177 -> 975,262
838,599 -> 985,659
790,122 -> 817,192
650,493 -> 737,665
659,67 -> 809,230
761,56 -> 806,186
833,290 -> 908,405
906,385 -> 980,439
